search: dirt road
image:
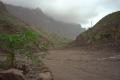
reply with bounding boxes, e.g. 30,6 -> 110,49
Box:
44,49 -> 120,80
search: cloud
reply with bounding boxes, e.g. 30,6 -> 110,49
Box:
1,0 -> 120,28
1,0 -> 40,8
39,0 -> 100,24
39,0 -> 120,27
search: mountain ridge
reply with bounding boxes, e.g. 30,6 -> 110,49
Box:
0,1 -> 51,52
5,4 -> 85,39
71,11 -> 120,50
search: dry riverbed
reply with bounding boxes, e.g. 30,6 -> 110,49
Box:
44,49 -> 120,80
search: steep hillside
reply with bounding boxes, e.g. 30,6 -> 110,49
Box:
0,1 -> 50,53
0,2 -> 27,34
0,1 -> 7,12
5,4 -> 85,39
72,11 -> 120,50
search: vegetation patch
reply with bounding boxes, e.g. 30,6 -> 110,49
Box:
0,29 -> 48,68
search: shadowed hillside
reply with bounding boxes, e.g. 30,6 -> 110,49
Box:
0,1 -> 50,53
0,2 -> 27,34
0,1 -> 71,50
5,4 -> 85,39
72,11 -> 120,50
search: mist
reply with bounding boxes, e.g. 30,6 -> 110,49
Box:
2,0 -> 120,28
0,1 -> 120,80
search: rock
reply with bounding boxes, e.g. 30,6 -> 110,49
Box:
0,69 -> 26,80
37,71 -> 53,80
15,63 -> 30,75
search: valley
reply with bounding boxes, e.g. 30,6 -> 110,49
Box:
0,1 -> 120,80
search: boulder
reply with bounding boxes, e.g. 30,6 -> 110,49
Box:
37,71 -> 53,80
0,69 -> 26,80
15,63 -> 30,75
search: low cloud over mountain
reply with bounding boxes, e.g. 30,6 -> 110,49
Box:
2,0 -> 120,28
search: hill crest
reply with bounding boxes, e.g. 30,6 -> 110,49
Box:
71,11 -> 120,50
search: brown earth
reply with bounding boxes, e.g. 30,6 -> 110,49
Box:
44,48 -> 120,80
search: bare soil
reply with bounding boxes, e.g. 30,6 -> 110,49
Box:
44,49 -> 120,80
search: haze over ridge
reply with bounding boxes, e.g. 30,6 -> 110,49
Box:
1,0 -> 120,29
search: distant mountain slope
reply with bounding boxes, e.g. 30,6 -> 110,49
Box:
6,4 -> 85,39
72,11 -> 120,49
0,2 -> 27,34
0,1 -> 50,52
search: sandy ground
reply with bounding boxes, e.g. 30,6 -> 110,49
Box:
44,49 -> 120,80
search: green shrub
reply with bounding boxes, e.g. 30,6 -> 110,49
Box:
0,29 -> 40,68
39,42 -> 49,51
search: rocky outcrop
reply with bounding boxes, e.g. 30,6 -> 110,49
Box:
26,64 -> 54,80
0,69 -> 26,80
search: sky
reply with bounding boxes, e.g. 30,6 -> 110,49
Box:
1,0 -> 120,29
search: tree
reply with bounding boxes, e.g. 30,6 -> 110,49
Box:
0,29 -> 40,68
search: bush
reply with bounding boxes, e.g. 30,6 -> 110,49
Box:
0,29 -> 40,68
39,42 -> 49,51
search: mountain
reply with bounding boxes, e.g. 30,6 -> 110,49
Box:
0,1 -> 7,12
0,2 -> 27,34
0,1 -> 50,52
5,4 -> 85,39
71,11 -> 120,50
